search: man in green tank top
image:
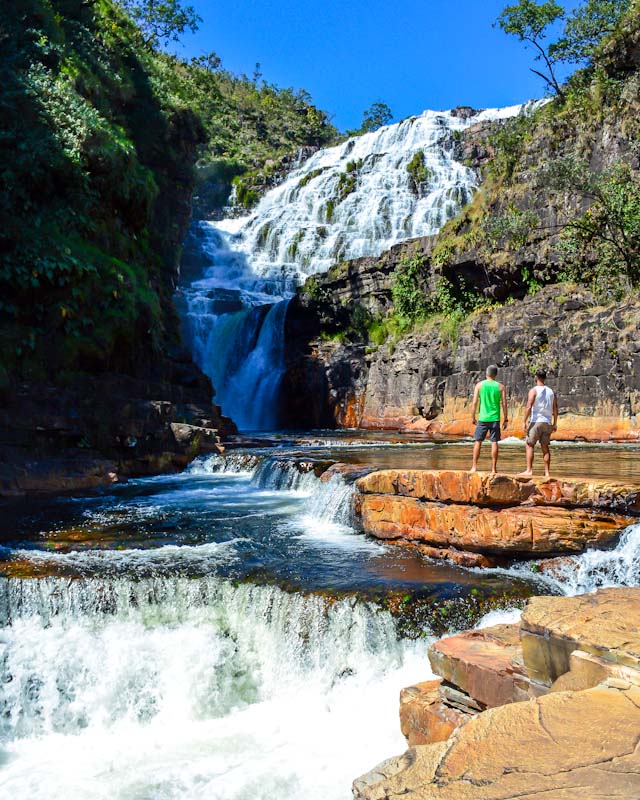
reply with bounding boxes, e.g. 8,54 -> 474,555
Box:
470,364 -> 508,474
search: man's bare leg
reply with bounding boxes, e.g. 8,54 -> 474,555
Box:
470,440 -> 482,472
490,442 -> 499,474
518,443 -> 535,477
541,443 -> 551,477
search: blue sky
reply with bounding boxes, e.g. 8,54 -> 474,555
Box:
174,0 -> 576,131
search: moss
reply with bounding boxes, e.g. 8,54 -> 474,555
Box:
406,151 -> 433,192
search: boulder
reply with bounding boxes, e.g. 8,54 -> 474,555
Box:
353,684 -> 640,799
428,624 -> 546,708
169,422 -> 223,453
356,469 -> 640,515
520,588 -> 640,684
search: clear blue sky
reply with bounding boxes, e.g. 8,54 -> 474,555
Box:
173,0 -> 576,131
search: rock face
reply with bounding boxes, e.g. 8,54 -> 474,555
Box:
355,469 -> 639,560
0,366 -> 235,497
354,588 -> 640,800
520,588 -> 640,684
284,280 -> 640,441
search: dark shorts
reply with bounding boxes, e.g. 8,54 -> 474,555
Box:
474,421 -> 501,443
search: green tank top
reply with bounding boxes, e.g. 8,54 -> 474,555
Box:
478,379 -> 502,422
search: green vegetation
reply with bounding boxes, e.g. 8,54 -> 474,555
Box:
116,0 -> 200,47
550,160 -> 640,294
429,0 -> 640,301
0,0 -> 339,381
406,151 -> 433,193
496,0 -> 630,97
347,101 -> 393,136
496,0 -> 566,97
335,159 -> 364,202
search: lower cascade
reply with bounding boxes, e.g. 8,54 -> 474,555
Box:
0,577 -> 425,800
2,449 -> 640,799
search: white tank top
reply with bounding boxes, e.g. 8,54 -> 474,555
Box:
531,385 -> 554,424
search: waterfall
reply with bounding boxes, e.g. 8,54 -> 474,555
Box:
0,576 -> 428,800
533,522 -> 640,596
180,104 -> 525,430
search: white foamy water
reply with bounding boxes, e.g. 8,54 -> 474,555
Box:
0,578 -> 431,800
532,521 -> 640,596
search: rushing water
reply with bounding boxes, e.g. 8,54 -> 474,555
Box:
179,105 -> 527,429
1,439 -> 639,798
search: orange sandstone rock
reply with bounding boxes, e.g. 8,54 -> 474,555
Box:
399,679 -> 469,747
428,624 -> 546,709
353,684 -> 640,800
356,469 -> 640,514
359,493 -> 632,554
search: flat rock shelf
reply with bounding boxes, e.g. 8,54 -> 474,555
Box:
354,470 -> 640,566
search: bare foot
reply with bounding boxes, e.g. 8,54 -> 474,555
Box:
469,466 -> 477,473
544,471 -> 551,478
517,470 -> 533,478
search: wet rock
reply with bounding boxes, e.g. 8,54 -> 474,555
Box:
360,493 -> 632,554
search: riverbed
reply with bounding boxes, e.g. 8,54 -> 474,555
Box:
1,434 -> 639,799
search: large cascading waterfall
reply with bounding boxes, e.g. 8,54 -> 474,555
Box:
180,104 -> 524,430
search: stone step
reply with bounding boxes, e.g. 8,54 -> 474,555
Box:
428,623 -> 546,708
356,469 -> 640,514
521,587 -> 640,685
399,679 -> 472,747
360,494 -> 632,554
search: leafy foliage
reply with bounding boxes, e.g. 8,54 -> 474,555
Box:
406,151 -> 433,194
0,0 -> 197,375
116,0 -> 201,47
348,102 -> 393,136
496,0 -> 631,95
550,0 -> 631,63
496,0 -> 565,96
547,159 -> 640,291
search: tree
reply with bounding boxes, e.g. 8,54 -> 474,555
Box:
541,156 -> 640,289
496,0 -> 566,97
550,0 -> 630,63
117,0 -> 201,48
359,101 -> 393,133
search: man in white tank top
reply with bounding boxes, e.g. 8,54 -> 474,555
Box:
519,369 -> 558,478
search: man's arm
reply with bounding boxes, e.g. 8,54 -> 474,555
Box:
471,383 -> 480,425
523,387 -> 536,430
500,383 -> 508,430
552,392 -> 559,431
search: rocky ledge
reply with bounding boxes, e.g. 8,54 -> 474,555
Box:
354,587 -> 640,800
0,359 -> 236,498
355,470 -> 640,566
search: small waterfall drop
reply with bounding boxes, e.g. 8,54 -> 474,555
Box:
181,104 -> 524,429
535,522 -> 640,596
0,575 -> 427,800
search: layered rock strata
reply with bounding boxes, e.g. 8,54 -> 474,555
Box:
354,587 -> 640,800
355,469 -> 640,563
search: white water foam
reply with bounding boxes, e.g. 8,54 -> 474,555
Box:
0,578 -> 432,800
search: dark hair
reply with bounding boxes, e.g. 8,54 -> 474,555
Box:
535,369 -> 547,381
486,364 -> 498,378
